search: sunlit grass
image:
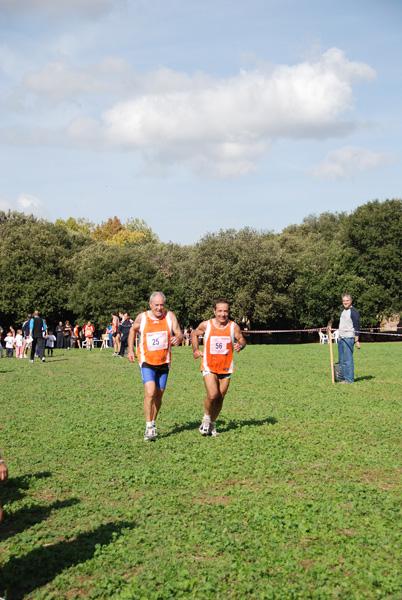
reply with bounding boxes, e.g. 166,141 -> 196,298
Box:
1,342 -> 401,599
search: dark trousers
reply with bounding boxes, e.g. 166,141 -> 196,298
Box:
56,334 -> 63,349
6,348 -> 13,358
31,337 -> 45,360
47,347 -> 54,356
119,335 -> 129,357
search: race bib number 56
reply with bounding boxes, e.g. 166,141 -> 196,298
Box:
147,331 -> 168,350
210,336 -> 231,355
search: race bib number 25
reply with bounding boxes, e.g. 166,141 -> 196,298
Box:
210,336 -> 231,355
147,331 -> 168,350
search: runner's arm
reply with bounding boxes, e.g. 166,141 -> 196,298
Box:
233,323 -> 247,353
169,313 -> 183,346
191,322 -> 207,359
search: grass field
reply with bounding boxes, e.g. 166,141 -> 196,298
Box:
1,342 -> 402,599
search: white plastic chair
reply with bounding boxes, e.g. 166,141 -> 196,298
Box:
318,330 -> 329,344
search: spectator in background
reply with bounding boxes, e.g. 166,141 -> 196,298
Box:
71,324 -> 81,349
46,330 -> 56,356
111,312 -> 120,355
56,321 -> 64,349
83,320 -> 95,350
29,310 -> 47,363
15,329 -> 24,358
63,321 -> 72,350
118,312 -> 133,357
21,313 -> 31,358
107,323 -> 113,348
4,330 -> 15,358
0,325 -> 3,358
338,294 -> 361,383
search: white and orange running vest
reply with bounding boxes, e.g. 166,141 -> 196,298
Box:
201,319 -> 235,375
138,310 -> 173,366
84,325 -> 94,338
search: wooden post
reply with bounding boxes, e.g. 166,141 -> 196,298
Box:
328,326 -> 335,383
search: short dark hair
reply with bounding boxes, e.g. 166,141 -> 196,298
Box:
214,297 -> 230,309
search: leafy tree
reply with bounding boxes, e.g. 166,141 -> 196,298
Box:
67,241 -> 183,330
0,211 -> 91,327
342,199 -> 402,323
55,217 -> 95,236
179,228 -> 297,328
92,217 -> 158,245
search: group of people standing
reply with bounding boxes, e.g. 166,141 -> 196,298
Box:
55,321 -> 96,351
0,312 -> 48,362
0,315 -> 98,361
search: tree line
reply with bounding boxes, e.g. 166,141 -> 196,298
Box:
0,199 -> 401,332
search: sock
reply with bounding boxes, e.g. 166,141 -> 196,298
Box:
146,421 -> 153,428
151,420 -> 155,427
203,414 -> 211,421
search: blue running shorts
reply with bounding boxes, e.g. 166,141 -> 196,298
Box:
140,365 -> 169,390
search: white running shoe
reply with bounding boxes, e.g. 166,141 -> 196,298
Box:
199,417 -> 211,436
209,424 -> 219,436
144,426 -> 156,441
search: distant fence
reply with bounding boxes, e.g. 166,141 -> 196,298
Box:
241,327 -> 402,345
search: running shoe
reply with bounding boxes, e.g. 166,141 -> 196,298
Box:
199,417 -> 211,436
209,424 -> 219,436
144,426 -> 156,441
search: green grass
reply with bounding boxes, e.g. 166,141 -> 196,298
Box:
1,342 -> 402,599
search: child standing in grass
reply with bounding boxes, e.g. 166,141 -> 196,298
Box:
15,329 -> 24,358
4,331 -> 15,358
46,330 -> 56,356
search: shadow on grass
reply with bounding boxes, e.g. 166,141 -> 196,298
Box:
0,520 -> 136,600
0,498 -> 80,542
36,358 -> 70,362
218,416 -> 277,433
162,416 -> 277,437
161,420 -> 201,437
355,375 -> 375,382
0,472 -> 52,507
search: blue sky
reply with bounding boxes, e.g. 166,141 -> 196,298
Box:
0,0 -> 401,244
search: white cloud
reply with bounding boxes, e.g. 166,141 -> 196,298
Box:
16,193 -> 47,217
0,193 -> 47,217
3,48 -> 377,178
66,48 -> 375,177
309,146 -> 398,180
0,0 -> 123,16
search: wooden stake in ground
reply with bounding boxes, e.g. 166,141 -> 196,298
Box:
328,326 -> 335,383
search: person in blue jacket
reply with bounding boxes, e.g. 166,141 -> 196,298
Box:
29,310 -> 47,363
338,294 -> 361,383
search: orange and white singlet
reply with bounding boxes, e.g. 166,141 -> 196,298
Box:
138,310 -> 173,366
111,317 -> 118,334
84,325 -> 94,338
201,319 -> 235,375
